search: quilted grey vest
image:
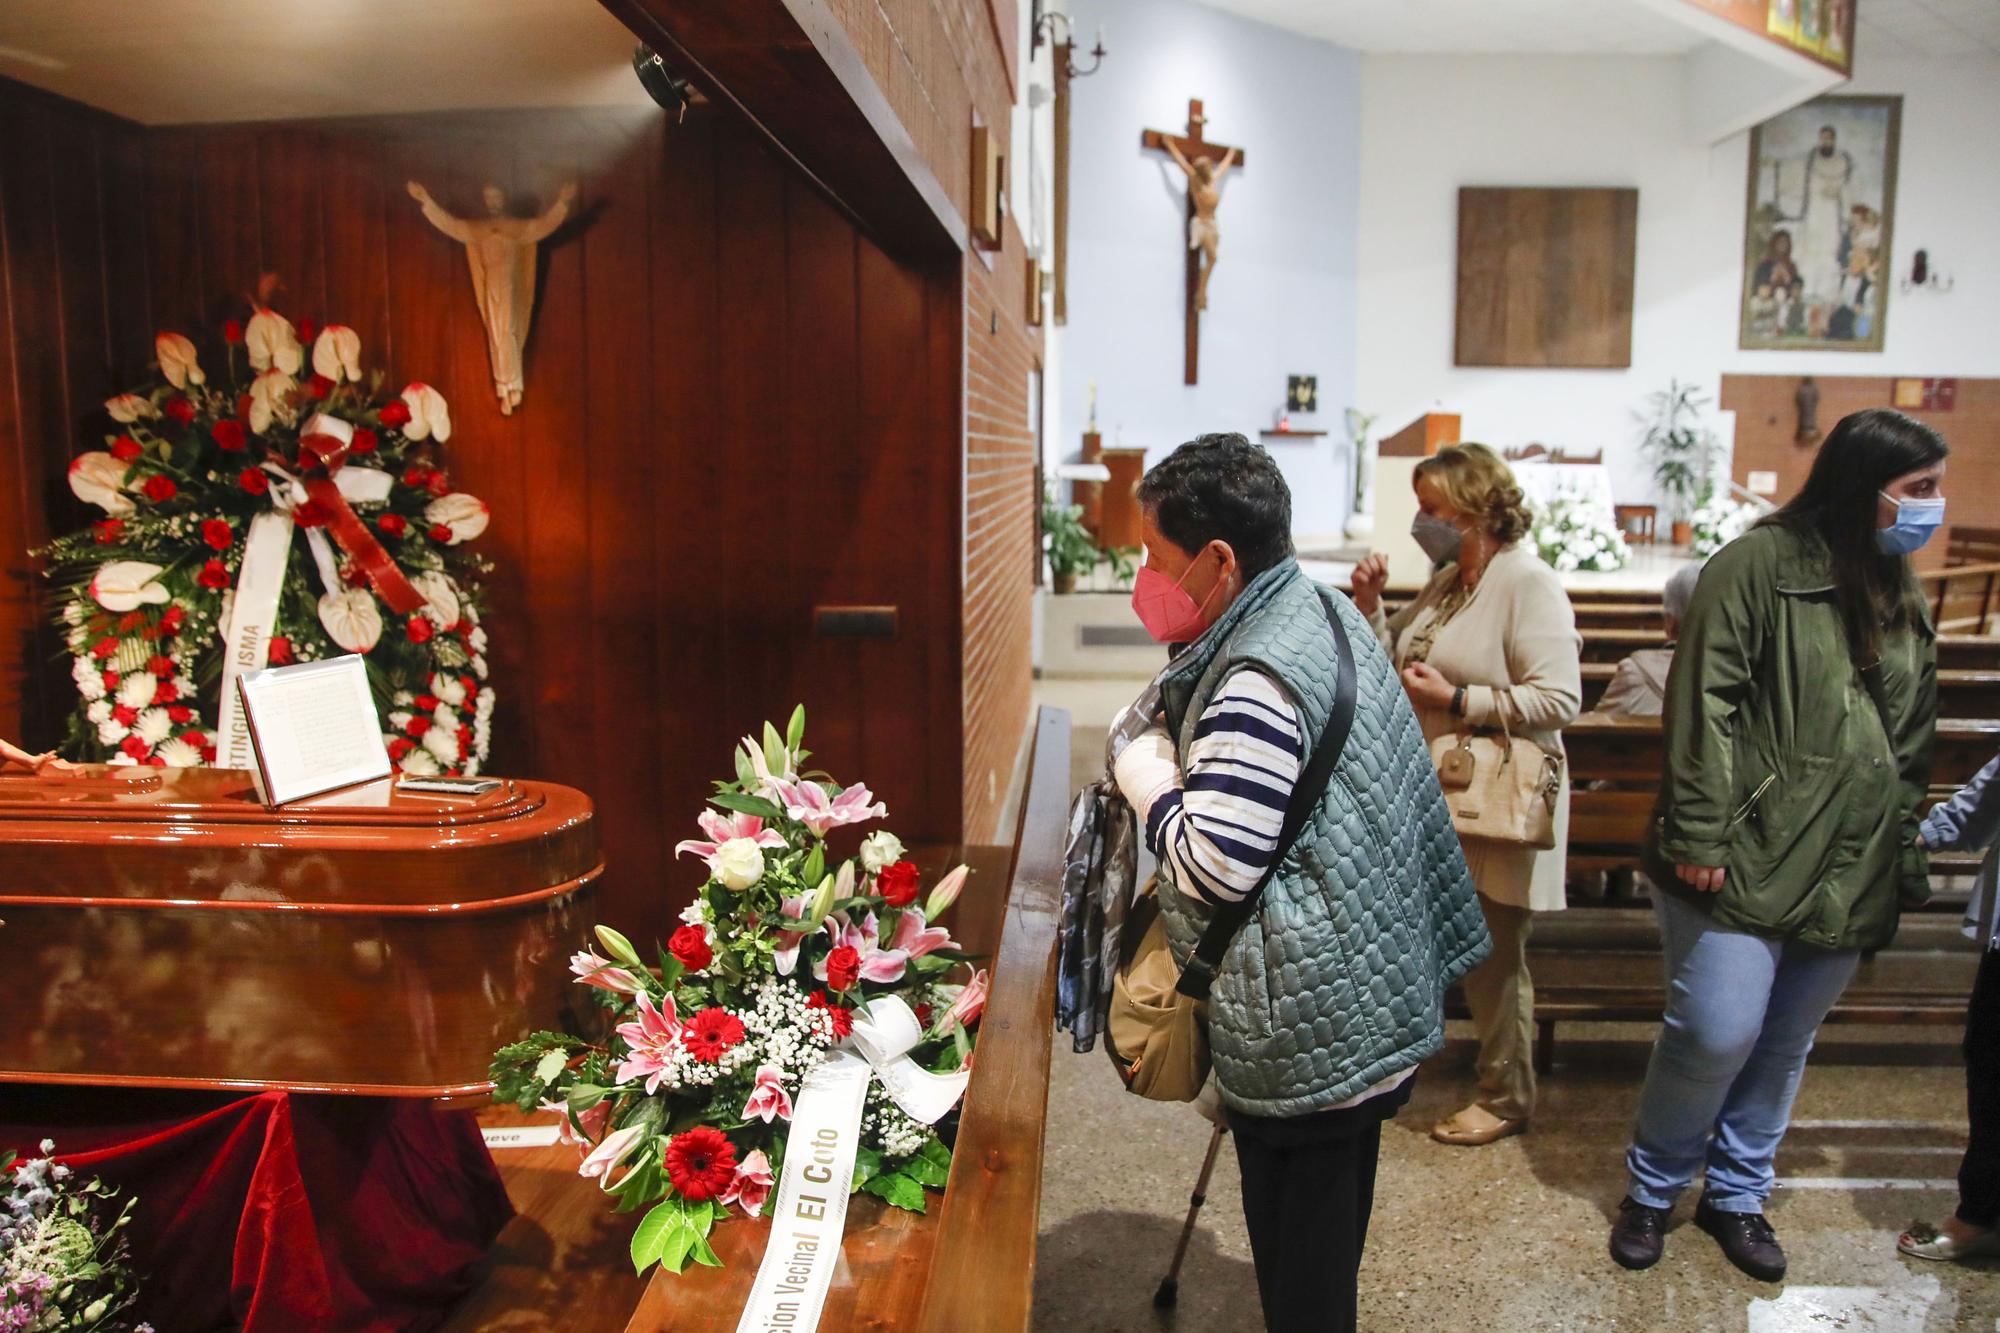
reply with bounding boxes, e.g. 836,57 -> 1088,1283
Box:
1156,560 -> 1490,1118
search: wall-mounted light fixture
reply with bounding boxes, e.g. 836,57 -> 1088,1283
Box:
632,46 -> 694,122
1031,1 -> 1108,78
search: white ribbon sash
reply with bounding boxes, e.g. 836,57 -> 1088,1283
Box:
735,995 -> 969,1333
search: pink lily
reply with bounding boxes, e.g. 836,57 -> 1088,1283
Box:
541,1095 -> 611,1151
569,949 -> 642,995
739,733 -> 794,787
612,993 -> 682,1094
742,1066 -> 793,1124
721,1148 -> 775,1217
813,908 -> 954,986
887,905 -> 955,961
773,892 -> 814,977
766,778 -> 888,838
673,809 -> 786,876
937,968 -> 991,1036
578,1123 -> 647,1186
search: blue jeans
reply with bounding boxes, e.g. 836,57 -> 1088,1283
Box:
1624,889 -> 1860,1213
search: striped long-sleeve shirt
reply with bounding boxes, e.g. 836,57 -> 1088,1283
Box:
1143,669 -> 1305,908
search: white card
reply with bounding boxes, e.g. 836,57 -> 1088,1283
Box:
235,655 -> 392,806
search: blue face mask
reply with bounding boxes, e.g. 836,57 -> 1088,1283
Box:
1877,491 -> 1945,555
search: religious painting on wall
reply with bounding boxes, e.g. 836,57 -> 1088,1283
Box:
1680,0 -> 1851,74
1739,94 -> 1900,353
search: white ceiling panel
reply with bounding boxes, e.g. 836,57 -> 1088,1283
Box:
1190,0 -> 1710,55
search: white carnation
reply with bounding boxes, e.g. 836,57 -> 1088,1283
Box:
388,711 -> 413,730
398,748 -> 442,776
434,674 -> 467,707
860,831 -> 906,874
422,724 -> 460,765
107,752 -> 137,767
156,737 -> 202,768
467,626 -> 489,654
97,718 -> 129,745
75,659 -> 107,701
432,704 -> 458,729
393,691 -> 415,707
86,699 -> 113,724
117,673 -> 158,710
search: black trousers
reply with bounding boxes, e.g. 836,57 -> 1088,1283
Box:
1960,946 -> 2000,1226
1226,1084 -> 1407,1333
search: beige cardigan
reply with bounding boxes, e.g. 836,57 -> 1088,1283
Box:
1368,544 -> 1583,912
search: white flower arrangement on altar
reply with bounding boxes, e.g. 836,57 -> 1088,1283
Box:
37,302 -> 495,774
1530,498 -> 1631,574
490,709 -> 986,1279
1688,495 -> 1764,558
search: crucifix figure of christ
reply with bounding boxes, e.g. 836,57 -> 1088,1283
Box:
407,180 -> 576,415
1141,99 -> 1245,385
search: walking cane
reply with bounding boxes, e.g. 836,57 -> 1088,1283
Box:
1154,1121 -> 1229,1309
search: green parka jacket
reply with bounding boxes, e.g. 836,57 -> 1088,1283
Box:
1642,523 -> 1936,952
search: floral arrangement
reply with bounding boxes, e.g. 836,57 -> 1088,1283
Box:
1531,498 -> 1631,574
1688,495 -> 1764,558
2,1142 -> 147,1333
38,303 -> 495,774
491,709 -> 986,1277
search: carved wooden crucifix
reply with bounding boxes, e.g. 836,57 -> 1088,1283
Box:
1141,99 -> 1245,385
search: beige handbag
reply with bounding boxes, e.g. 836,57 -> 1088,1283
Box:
1105,887 -> 1210,1102
1430,710 -> 1563,851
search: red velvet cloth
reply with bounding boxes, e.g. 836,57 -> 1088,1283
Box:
1,1089 -> 512,1332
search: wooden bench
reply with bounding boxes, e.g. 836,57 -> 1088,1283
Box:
1577,629 -> 2000,671
1564,715 -> 2000,787
1579,661 -> 2000,717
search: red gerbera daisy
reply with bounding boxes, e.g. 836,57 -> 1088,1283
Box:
806,990 -> 854,1040
682,1007 -> 746,1062
663,1127 -> 738,1202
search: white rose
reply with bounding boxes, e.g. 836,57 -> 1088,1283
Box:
422,724 -> 460,765
713,837 -> 767,891
422,493 -> 488,546
859,831 -> 906,874
388,711 -> 413,730
117,673 -> 158,710
86,699 -> 112,724
136,708 -> 172,745
69,453 -> 134,517
398,748 -> 441,776
156,737 -> 202,768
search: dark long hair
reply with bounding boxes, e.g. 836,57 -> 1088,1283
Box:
1760,408 -> 1948,659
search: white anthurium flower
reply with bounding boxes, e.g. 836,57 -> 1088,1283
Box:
311,324 -> 363,383
69,453 -> 134,516
156,737 -> 202,768
399,382 -> 452,442
248,369 -> 294,435
423,493 -> 488,545
116,673 -> 158,711
155,332 -> 204,389
90,561 -> 170,613
317,588 -> 384,653
409,571 -> 461,627
135,708 -> 173,746
245,308 -> 303,375
105,394 -> 155,424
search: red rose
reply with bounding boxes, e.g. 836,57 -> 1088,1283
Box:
915,1003 -> 935,1026
236,394 -> 254,421
202,745 -> 217,763
406,716 -> 432,738
118,611 -> 144,632
662,1127 -> 737,1202
91,638 -> 118,660
292,500 -> 329,529
202,518 -> 233,551
379,401 -> 411,428
401,465 -> 430,488
161,605 -> 185,632
111,436 -> 142,462
377,512 -> 407,538
142,474 -> 177,503
144,754 -> 166,767
457,723 -> 473,753
223,319 -> 244,344
387,737 -> 414,761
168,705 -> 193,723
406,616 -> 434,645
414,693 -> 439,711
350,427 -> 378,455
101,670 -> 120,692
426,472 -> 451,498
428,523 -> 452,543
112,704 -> 138,727
681,1008 -> 746,1063
197,559 -> 230,590
120,735 -> 149,760
181,729 -> 207,748
876,860 -> 921,907
153,680 -> 179,704
92,520 -> 125,545
164,397 -> 195,426
668,925 -> 713,972
147,654 -> 174,677
825,945 -> 861,992
806,991 -> 855,1039
212,420 -> 246,452
308,374 -> 335,399
240,467 -> 270,496
296,319 -> 317,343
267,636 -> 294,665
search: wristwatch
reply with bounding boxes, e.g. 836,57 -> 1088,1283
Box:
1450,686 -> 1468,717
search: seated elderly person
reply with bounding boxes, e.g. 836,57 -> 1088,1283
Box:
1592,564 -> 1702,719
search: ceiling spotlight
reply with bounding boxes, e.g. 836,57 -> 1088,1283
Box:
633,46 -> 693,122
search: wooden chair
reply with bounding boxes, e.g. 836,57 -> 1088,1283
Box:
1947,526 -> 2000,567
1613,504 -> 1657,545
1551,447 -> 1604,465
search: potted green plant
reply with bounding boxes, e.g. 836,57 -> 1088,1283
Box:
1638,380 -> 1721,546
1042,492 -> 1099,594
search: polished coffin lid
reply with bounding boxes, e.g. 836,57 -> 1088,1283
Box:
0,766 -> 602,1096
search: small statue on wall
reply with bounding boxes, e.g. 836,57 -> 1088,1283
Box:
407,180 -> 577,415
1794,375 -> 1822,447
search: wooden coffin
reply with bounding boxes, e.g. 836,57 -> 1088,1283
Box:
0,766 -> 601,1097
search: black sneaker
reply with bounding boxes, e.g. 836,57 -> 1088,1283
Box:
1610,1196 -> 1671,1271
1695,1197 -> 1787,1282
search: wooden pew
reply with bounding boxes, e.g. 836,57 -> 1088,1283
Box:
1579,631 -> 2000,671
1579,661 -> 2000,718
1564,714 -> 2000,787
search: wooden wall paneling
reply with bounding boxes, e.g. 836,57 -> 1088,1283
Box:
47,115 -> 115,446
258,126 -> 329,322
193,130 -> 264,322
580,113 -> 665,926
317,128 -> 393,364
1455,187 -> 1637,369
98,127 -> 154,376
141,130 -> 207,335
0,96 -> 37,748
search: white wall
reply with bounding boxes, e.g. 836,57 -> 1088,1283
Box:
1355,49 -> 2000,508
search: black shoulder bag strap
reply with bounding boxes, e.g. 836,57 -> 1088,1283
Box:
1176,590 -> 1359,1001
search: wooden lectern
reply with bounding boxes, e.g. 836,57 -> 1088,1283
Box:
0,765 -> 601,1096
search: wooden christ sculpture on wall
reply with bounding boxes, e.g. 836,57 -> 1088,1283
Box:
407,180 -> 576,415
1142,99 -> 1245,385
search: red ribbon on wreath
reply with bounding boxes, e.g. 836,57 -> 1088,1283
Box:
298,414 -> 428,616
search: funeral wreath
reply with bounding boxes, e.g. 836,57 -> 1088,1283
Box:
491,709 -> 987,1277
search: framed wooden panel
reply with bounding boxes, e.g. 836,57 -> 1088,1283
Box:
1455,186 -> 1638,369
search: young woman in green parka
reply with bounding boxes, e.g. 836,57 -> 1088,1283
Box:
1609,409 -> 1948,1282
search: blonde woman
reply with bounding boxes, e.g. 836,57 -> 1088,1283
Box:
1350,444 -> 1582,1146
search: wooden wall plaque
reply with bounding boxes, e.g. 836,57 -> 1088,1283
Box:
1455,187 -> 1638,369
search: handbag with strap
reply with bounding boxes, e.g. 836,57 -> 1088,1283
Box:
1105,592 -> 1358,1102
1429,705 -> 1563,851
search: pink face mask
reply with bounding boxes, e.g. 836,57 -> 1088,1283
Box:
1131,551 -> 1227,644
